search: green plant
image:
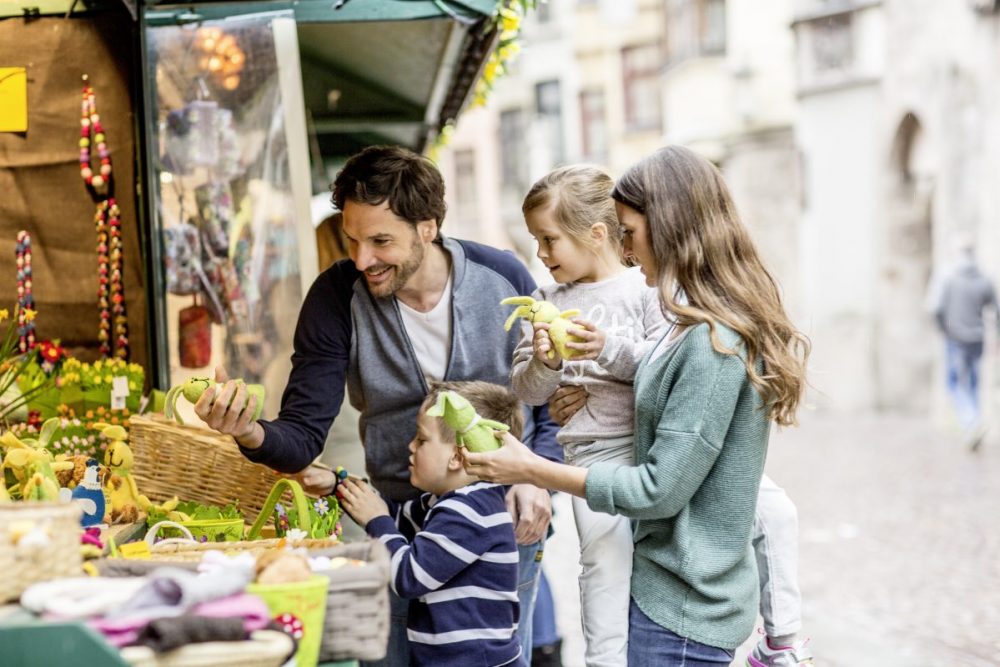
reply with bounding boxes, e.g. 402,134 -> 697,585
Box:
0,307 -> 54,423
274,494 -> 343,540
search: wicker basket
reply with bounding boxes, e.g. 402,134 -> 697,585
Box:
128,414 -> 276,515
312,539 -> 391,662
0,502 -> 83,603
119,629 -> 293,667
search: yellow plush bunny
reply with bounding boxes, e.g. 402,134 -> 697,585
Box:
501,296 -> 585,361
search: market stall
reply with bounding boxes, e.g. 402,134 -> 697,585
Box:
0,0 -> 517,664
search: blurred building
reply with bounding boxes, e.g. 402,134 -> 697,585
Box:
439,0 -> 1000,416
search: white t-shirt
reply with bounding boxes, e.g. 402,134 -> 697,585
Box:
397,274 -> 453,382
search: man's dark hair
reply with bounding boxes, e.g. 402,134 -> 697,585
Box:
332,145 -> 447,231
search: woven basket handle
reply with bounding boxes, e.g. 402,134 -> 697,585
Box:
145,520 -> 196,549
246,478 -> 312,540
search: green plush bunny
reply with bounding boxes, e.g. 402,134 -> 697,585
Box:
425,390 -> 509,453
501,295 -> 584,361
164,376 -> 265,425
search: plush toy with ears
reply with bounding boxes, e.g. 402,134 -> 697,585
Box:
501,296 -> 585,361
164,376 -> 265,425
425,391 -> 509,453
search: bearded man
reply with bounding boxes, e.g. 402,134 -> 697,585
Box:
195,145 -> 560,667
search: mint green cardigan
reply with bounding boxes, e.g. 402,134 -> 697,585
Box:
585,322 -> 769,650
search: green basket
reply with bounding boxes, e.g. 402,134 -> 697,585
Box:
247,575 -> 329,667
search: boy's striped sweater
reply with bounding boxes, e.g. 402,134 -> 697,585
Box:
366,481 -> 525,667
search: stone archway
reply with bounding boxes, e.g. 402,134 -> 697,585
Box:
875,112 -> 935,410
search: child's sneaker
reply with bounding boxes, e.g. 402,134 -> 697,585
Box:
746,634 -> 814,667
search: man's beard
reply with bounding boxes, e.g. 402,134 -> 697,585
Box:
364,236 -> 425,298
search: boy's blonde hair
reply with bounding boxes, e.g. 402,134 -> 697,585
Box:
522,165 -> 624,256
424,381 -> 524,442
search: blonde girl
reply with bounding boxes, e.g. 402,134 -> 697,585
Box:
465,146 -> 810,667
510,165 -> 668,667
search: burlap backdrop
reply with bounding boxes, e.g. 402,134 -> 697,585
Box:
0,11 -> 148,372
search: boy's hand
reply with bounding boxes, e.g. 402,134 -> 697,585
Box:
531,322 -> 561,370
337,478 -> 389,527
565,318 -> 606,360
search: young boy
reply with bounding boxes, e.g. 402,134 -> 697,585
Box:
337,380 -> 527,667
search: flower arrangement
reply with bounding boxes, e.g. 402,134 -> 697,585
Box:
428,0 -> 538,159
15,348 -> 145,421
274,494 -> 343,540
8,405 -> 133,460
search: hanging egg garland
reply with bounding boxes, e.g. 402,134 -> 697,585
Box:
15,231 -> 36,354
79,75 -> 112,192
80,75 -> 129,361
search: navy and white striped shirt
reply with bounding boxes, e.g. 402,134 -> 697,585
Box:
366,482 -> 526,667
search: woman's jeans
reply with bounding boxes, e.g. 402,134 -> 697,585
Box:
627,600 -> 734,667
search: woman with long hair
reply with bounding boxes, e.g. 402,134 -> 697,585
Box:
464,146 -> 810,666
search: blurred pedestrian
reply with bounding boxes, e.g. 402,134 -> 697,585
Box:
931,236 -> 999,449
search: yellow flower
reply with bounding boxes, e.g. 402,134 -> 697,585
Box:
23,308 -> 36,322
104,374 -> 113,383
0,308 -> 8,321
94,360 -> 103,371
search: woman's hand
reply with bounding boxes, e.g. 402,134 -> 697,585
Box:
336,478 -> 388,527
462,431 -> 541,486
548,384 -> 588,426
565,318 -> 606,360
531,322 -> 561,370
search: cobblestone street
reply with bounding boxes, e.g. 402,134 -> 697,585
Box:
544,411 -> 1000,667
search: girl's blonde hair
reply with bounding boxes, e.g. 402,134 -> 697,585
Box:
612,146 -> 810,426
522,165 -> 623,255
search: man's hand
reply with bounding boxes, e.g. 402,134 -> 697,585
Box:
337,478 -> 389,528
193,366 -> 264,449
505,483 -> 552,545
284,464 -> 337,496
548,384 -> 588,426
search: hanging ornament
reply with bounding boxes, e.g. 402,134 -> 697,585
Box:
95,198 -> 129,360
79,75 -> 112,193
81,74 -> 128,360
15,231 -> 36,354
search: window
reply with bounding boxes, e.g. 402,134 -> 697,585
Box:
535,79 -> 565,165
453,149 -> 477,223
537,0 -> 553,22
579,89 -> 608,162
499,109 -> 528,190
811,14 -> 853,72
666,0 -> 727,63
622,44 -> 663,132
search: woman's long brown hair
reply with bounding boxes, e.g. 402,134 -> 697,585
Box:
612,146 -> 810,426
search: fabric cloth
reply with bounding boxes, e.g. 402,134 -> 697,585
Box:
94,592 -> 271,648
933,256 -> 999,343
108,565 -> 252,621
365,481 -> 524,667
626,600 -> 734,667
753,475 -> 802,638
20,577 -> 147,620
510,267 -> 667,447
585,322 -> 769,650
398,272 -> 453,382
244,236 -> 561,501
132,615 -> 245,652
566,439 -> 635,667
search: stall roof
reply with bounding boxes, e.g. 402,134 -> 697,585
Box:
145,0 -> 499,156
